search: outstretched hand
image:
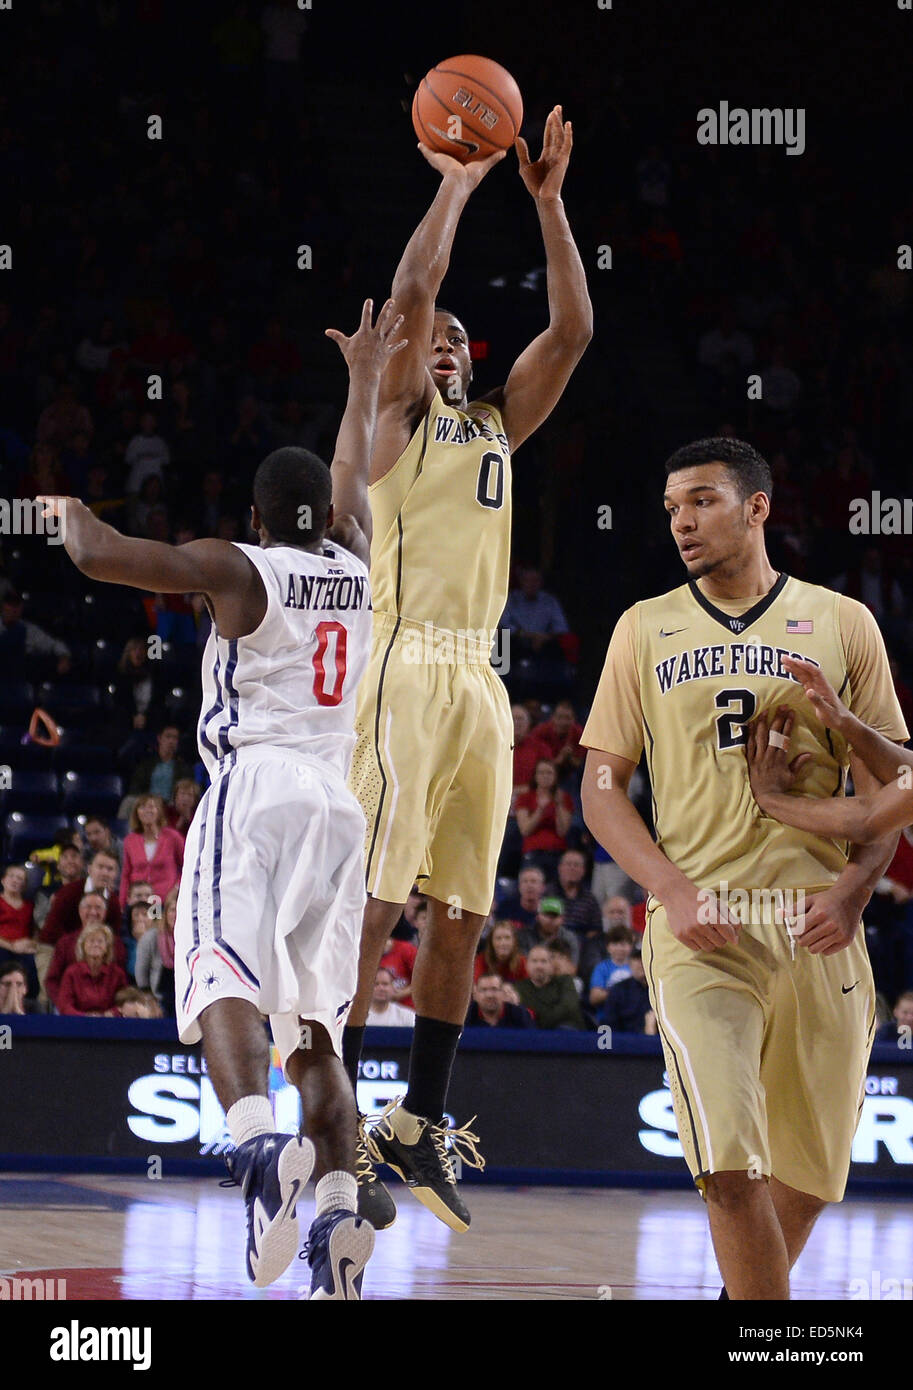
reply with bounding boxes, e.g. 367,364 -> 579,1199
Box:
782,655 -> 849,731
325,298 -> 407,377
417,141 -> 506,189
745,705 -> 814,805
516,104 -> 573,201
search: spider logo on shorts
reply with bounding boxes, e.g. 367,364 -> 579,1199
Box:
204,971 -> 223,991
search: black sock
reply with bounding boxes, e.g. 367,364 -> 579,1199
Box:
403,1016 -> 463,1123
718,1287 -> 729,1301
342,1024 -> 365,1097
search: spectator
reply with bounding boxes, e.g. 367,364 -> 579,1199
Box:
36,378 -> 94,450
579,899 -> 636,990
511,703 -> 552,793
531,701 -> 585,780
501,566 -> 570,659
0,864 -> 38,997
0,961 -> 32,1014
466,972 -> 534,1028
514,760 -> 574,876
111,636 -> 168,745
554,849 -> 601,935
588,925 -> 636,1014
498,865 -> 546,931
126,899 -> 154,979
0,590 -> 71,676
474,920 -> 528,983
39,849 -> 121,947
31,842 -> 85,929
115,986 -> 163,1018
550,947 -> 585,999
515,945 -> 586,1029
128,726 -> 194,800
124,409 -> 170,494
81,816 -> 122,867
18,440 -> 72,499
134,885 -> 177,1016
119,795 -> 184,907
875,991 -> 913,1045
599,948 -> 654,1034
57,922 -> 128,1016
380,932 -> 418,1009
166,779 -> 202,840
518,897 -> 580,968
45,890 -> 128,1007
365,967 -> 415,1027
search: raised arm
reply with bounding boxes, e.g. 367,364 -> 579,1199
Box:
324,298 -> 407,565
371,145 -> 505,477
481,107 -> 593,452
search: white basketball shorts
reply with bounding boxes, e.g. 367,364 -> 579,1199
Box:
175,745 -> 366,1076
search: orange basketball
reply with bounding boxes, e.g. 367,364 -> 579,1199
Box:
412,55 -> 523,164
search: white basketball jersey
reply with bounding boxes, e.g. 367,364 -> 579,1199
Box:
197,540 -> 372,779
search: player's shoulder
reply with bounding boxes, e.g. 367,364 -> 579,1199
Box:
319,539 -> 370,580
629,582 -> 694,626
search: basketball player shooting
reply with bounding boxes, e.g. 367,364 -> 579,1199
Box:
345,105 -> 592,1232
40,298 -> 406,1301
746,661 -> 913,843
580,437 -> 907,1300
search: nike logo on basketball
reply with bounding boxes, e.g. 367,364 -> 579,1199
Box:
659,628 -> 687,638
428,122 -> 480,154
842,981 -> 859,994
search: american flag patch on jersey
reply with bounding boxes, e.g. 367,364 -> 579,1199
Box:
786,619 -> 814,634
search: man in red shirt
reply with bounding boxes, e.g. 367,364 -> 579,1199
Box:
0,864 -> 38,996
531,700 -> 584,779
511,704 -> 551,793
38,849 -> 121,946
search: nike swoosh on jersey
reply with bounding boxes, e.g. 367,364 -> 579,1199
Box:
841,981 -> 859,994
659,628 -> 687,638
428,123 -> 480,154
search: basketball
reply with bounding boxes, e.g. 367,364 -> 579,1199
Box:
412,55 -> 523,164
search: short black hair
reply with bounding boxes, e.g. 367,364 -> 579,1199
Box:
253,447 -> 332,545
433,307 -> 468,333
664,437 -> 773,502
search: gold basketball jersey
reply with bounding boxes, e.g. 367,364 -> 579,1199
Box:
590,574 -> 905,895
367,390 -> 512,634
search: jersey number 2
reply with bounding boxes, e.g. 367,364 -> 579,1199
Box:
715,688 -> 756,749
313,620 -> 347,707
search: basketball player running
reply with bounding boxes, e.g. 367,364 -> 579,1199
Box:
40,299 -> 406,1301
580,438 -> 907,1300
746,661 -> 913,839
346,106 -> 592,1231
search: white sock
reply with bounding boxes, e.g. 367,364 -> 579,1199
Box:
391,1104 -> 423,1145
227,1095 -> 274,1147
315,1170 -> 357,1216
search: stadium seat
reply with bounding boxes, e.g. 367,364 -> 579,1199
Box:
0,770 -> 61,815
52,739 -> 118,774
37,683 -> 103,722
59,771 -> 124,818
0,727 -> 55,771
0,681 -> 35,725
4,812 -> 71,862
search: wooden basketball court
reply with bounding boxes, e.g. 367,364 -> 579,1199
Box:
2,1174 -> 910,1300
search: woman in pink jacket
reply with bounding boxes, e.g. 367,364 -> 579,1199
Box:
119,794 -> 184,908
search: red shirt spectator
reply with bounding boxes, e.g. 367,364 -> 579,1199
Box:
511,703 -> 551,794
532,701 -> 584,776
515,760 -> 574,854
380,938 -> 417,1010
0,868 -> 33,942
58,960 -> 128,1016
474,921 -> 529,983
57,921 -> 127,1016
46,919 -> 128,1007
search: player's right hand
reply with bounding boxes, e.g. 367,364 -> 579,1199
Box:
782,655 -> 849,731
325,298 -> 407,377
663,882 -> 741,952
417,142 -> 506,188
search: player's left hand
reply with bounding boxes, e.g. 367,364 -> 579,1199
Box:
516,105 -> 572,201
792,886 -> 863,955
325,298 -> 407,378
745,706 -> 813,804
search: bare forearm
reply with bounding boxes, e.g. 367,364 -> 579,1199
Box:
838,831 -> 900,904
536,196 -> 593,342
393,176 -> 471,297
583,789 -> 690,901
330,369 -> 382,526
758,790 -> 870,841
838,710 -> 913,785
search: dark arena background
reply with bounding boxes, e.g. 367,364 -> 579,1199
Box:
1,0 -> 912,1346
